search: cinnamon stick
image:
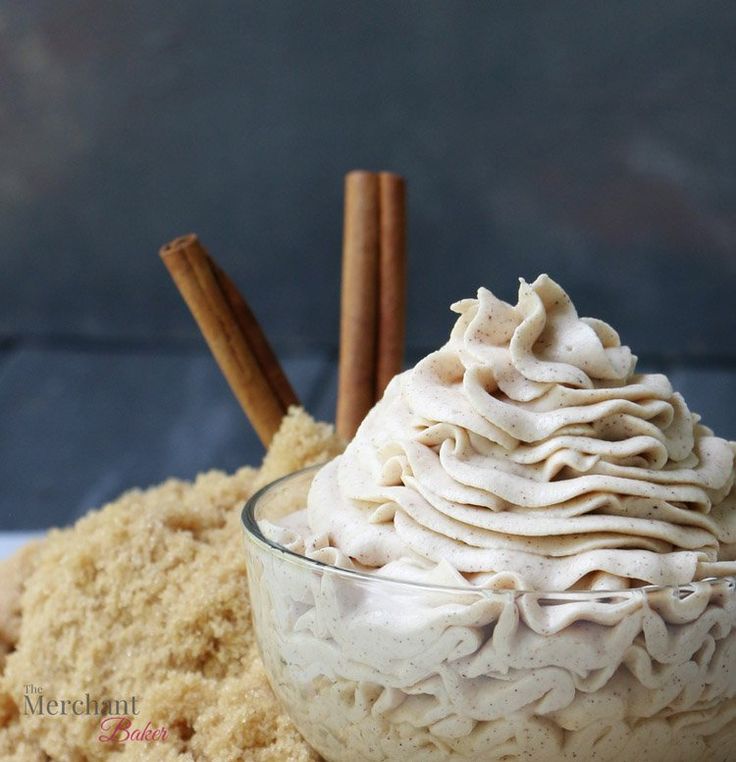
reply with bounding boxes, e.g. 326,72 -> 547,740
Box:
208,260 -> 298,412
375,172 -> 407,398
336,170 -> 407,440
336,172 -> 380,440
159,234 -> 296,446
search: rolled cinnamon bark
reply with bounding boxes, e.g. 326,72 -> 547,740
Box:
208,259 -> 298,413
376,172 -> 407,398
336,171 -> 407,440
336,172 -> 380,440
160,234 -> 295,446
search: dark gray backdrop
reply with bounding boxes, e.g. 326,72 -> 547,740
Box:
2,1 -> 735,529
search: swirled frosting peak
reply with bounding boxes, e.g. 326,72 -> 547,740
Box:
307,275 -> 736,591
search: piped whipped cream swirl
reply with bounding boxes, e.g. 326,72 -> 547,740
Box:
308,275 -> 736,591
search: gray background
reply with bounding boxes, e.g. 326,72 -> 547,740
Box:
1,1 -> 735,529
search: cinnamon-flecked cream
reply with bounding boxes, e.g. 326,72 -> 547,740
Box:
251,276 -> 736,761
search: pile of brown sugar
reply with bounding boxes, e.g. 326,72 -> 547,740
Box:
0,408 -> 343,761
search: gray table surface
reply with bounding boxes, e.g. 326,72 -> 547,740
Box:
0,532 -> 43,561
1,344 -> 736,532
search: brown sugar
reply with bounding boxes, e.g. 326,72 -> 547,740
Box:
0,407 -> 343,761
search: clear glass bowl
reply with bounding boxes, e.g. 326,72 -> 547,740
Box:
242,465 -> 736,762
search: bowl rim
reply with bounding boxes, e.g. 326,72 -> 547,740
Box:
241,463 -> 735,599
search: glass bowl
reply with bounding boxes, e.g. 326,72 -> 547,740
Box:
242,465 -> 736,762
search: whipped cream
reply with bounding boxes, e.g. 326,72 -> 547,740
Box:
252,276 -> 736,761
307,274 -> 736,591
